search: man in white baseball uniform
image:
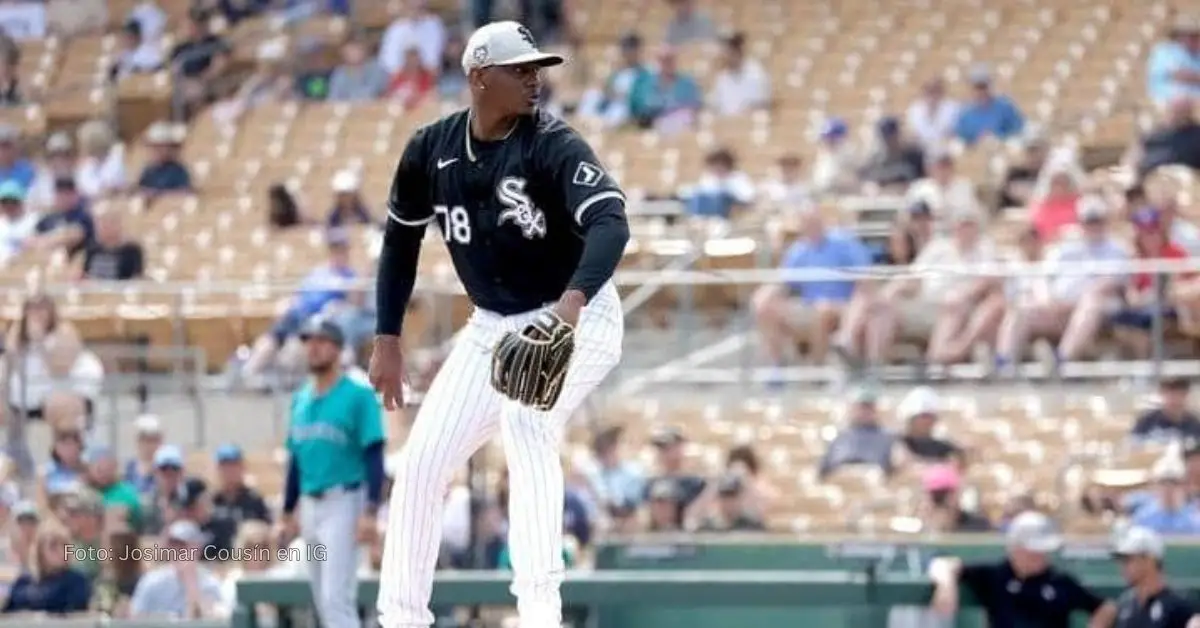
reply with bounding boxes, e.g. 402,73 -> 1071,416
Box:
368,20 -> 629,628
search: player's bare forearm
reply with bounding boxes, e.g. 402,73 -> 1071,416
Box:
553,290 -> 587,325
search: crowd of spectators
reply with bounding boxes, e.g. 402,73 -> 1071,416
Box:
748,101 -> 1200,379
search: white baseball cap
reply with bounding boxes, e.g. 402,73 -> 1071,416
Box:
1112,525 -> 1165,559
331,169 -> 360,193
134,413 -> 162,435
1006,511 -> 1064,553
461,21 -> 565,75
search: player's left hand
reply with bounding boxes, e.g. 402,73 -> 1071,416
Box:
552,290 -> 586,327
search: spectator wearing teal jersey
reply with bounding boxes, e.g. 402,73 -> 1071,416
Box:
628,46 -> 701,132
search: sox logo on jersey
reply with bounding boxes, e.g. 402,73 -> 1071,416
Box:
496,176 -> 547,239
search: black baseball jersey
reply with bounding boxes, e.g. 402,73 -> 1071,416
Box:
386,108 -> 627,315
1113,586 -> 1199,628
958,560 -> 1105,628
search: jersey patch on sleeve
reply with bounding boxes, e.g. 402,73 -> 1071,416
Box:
571,162 -> 605,188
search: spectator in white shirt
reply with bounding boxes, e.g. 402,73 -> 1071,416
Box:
709,32 -> 769,117
127,1 -> 166,44
74,120 -> 126,201
810,118 -> 859,195
378,0 -> 446,74
957,223 -> 1049,362
27,132 -> 77,212
994,199 -> 1128,374
759,154 -> 811,211
905,77 -> 960,152
905,149 -> 978,226
867,207 -> 1000,366
0,180 -> 37,262
682,148 -> 755,220
108,20 -> 162,83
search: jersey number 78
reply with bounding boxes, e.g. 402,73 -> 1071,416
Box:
434,204 -> 472,245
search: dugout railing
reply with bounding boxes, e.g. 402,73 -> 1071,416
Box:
232,536 -> 1200,628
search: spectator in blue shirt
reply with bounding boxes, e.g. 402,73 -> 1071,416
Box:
1146,15 -> 1200,106
683,148 -> 756,219
239,228 -> 358,383
30,178 -> 95,258
954,64 -> 1025,145
41,429 -> 86,500
137,122 -> 193,203
1132,457 -> 1200,536
3,527 -> 91,614
583,426 -> 646,514
124,414 -> 164,495
0,124 -> 35,191
751,210 -> 871,375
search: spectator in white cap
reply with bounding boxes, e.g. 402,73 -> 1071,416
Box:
136,121 -> 192,202
1090,526 -> 1200,628
928,510 -> 1108,626
141,444 -> 189,535
125,414 -> 163,495
1131,455 -> 1200,536
10,500 -> 39,566
953,63 -> 1026,146
327,169 -> 373,227
27,132 -> 77,212
128,520 -> 230,620
895,386 -> 963,466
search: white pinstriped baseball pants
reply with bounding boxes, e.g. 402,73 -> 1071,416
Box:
377,282 -> 623,628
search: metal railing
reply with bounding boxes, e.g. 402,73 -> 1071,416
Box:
1,342 -> 206,481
